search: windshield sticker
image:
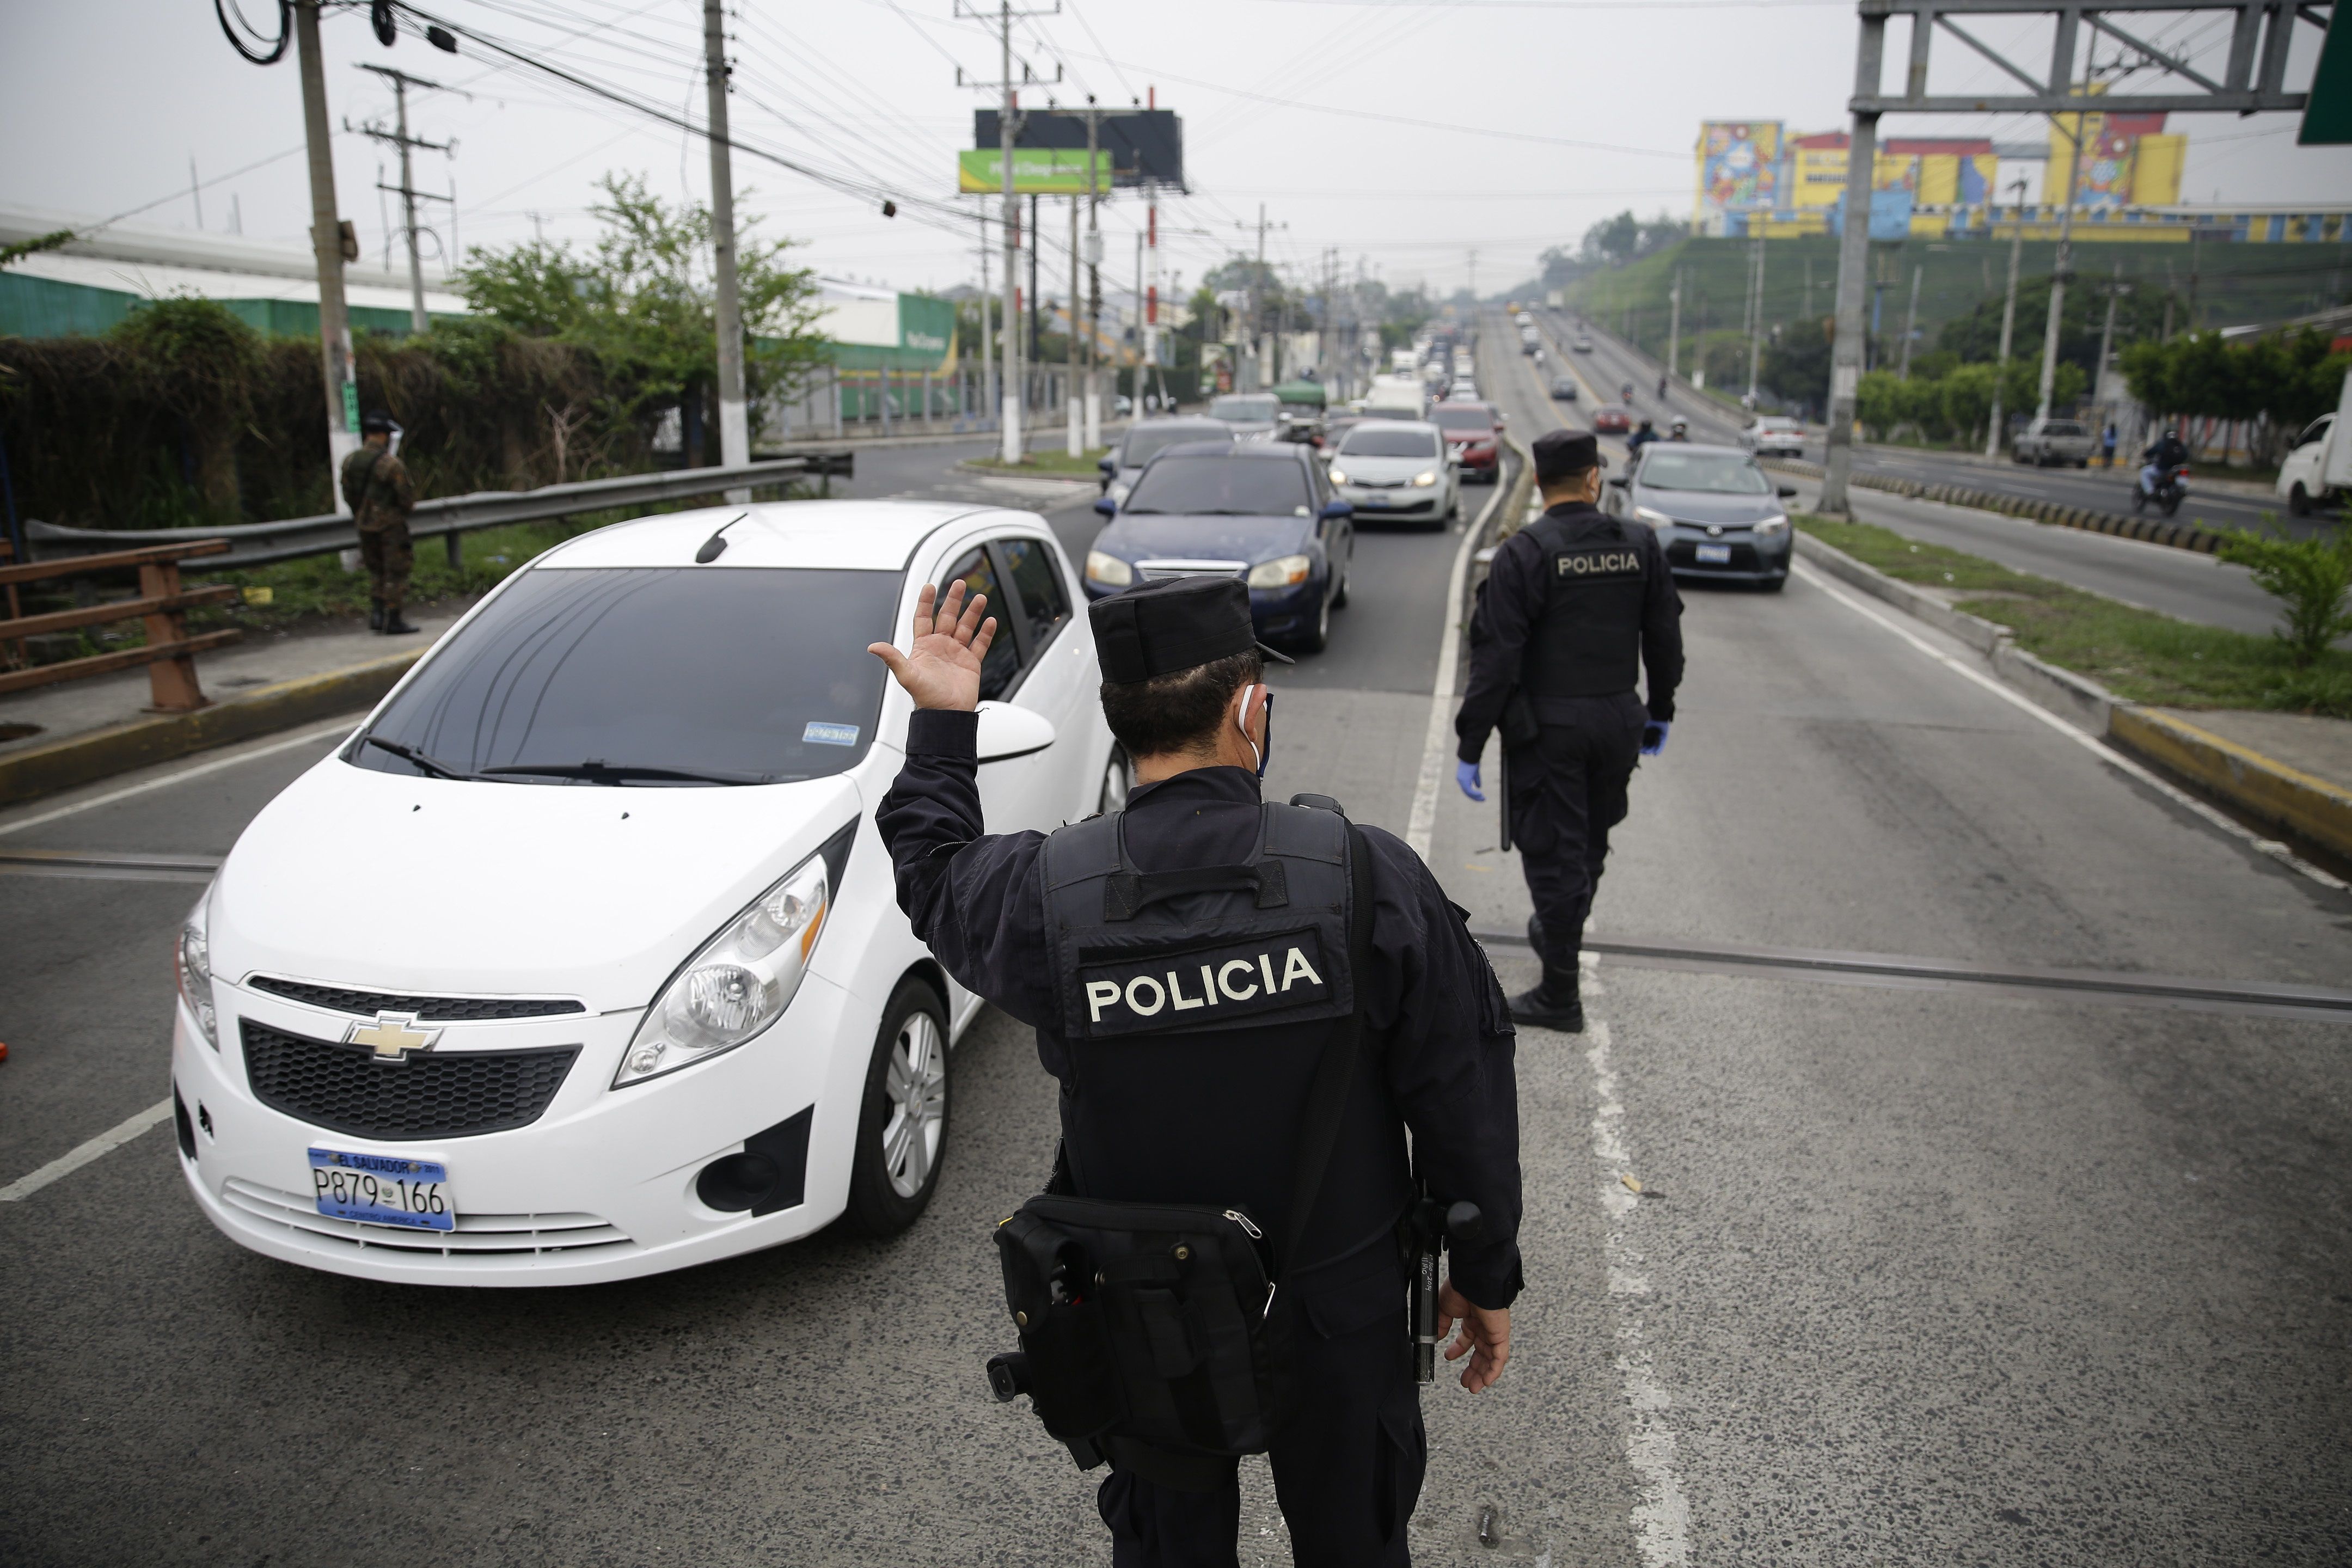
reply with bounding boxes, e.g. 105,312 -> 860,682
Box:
803,721 -> 860,746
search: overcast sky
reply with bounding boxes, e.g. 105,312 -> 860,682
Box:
5,0 -> 2349,305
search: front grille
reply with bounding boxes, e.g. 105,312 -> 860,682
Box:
1667,539 -> 1763,572
241,1020 -> 577,1141
220,1178 -> 633,1264
250,976 -> 585,1021
1136,559 -> 1247,583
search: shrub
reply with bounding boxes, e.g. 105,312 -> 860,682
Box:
2216,522 -> 2352,669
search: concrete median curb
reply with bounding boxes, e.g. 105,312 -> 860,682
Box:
0,650 -> 418,809
1765,457 -> 2230,557
1794,528 -> 2350,860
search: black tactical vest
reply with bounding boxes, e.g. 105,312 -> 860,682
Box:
1517,506 -> 1648,702
1039,801 -> 1410,1284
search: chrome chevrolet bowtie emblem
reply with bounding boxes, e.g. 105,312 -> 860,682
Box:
345,1012 -> 440,1061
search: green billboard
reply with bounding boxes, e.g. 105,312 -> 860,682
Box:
957,148 -> 1113,195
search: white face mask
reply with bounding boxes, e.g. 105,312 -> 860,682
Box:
1237,683 -> 1273,780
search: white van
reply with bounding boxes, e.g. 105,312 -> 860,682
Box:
1364,375 -> 1428,420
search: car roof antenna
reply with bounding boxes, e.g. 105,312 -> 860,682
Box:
695,512 -> 751,564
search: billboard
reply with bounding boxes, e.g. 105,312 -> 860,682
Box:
974,108 -> 1185,189
957,148 -> 1113,195
1695,121 -> 1785,221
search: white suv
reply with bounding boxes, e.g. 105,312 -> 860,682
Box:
1741,416 -> 1806,458
171,500 -> 1119,1285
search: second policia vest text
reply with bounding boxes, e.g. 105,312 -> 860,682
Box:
1517,507 -> 1646,702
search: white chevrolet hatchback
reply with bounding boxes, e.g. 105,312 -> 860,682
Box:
170,500 -> 1120,1285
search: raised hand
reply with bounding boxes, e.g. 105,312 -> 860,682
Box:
868,578 -> 998,712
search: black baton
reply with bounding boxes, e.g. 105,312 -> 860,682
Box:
1410,1189 -> 1486,1383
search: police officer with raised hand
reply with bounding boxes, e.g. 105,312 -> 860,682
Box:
871,573 -> 1523,1567
1455,429 -> 1683,1032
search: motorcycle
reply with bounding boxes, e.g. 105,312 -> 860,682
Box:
2134,464 -> 2188,518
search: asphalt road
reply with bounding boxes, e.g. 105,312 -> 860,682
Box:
1528,309 -> 2319,640
4,322 -> 2351,1566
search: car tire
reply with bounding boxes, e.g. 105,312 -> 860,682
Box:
2290,482 -> 2312,517
1296,584 -> 1333,653
837,977 -> 952,1239
1331,557 -> 1350,609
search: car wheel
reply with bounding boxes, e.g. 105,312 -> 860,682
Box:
1098,744 -> 1134,814
1331,556 -> 1350,609
2289,482 -> 2312,517
1296,584 -> 1333,653
837,977 -> 951,1238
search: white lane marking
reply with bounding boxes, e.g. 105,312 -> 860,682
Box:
1405,350 -> 1516,861
0,1098 -> 174,1202
1792,561 -> 2347,891
1584,1014 -> 1692,1567
0,718 -> 357,839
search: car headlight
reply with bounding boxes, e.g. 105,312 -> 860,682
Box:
1753,514 -> 1790,537
1248,554 -> 1312,589
1633,506 -> 1675,530
617,836 -> 842,1087
1327,467 -> 1349,486
1411,469 -> 1439,488
176,888 -> 217,1049
1086,549 -> 1134,587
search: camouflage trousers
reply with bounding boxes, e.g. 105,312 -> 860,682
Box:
358,520 -> 413,609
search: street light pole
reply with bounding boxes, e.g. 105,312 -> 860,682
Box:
1819,10 -> 1885,514
2035,47 -> 2094,421
1984,177 -> 2028,457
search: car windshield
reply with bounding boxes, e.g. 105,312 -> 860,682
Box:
2044,421 -> 2084,437
1124,424 -> 1227,467
1125,455 -> 1310,516
352,566 -> 899,785
1209,395 -> 1278,423
1758,418 -> 1799,431
1638,451 -> 1773,494
1339,428 -> 1440,459
1432,408 -> 1492,432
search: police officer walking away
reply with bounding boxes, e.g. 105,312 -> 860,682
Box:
872,574 -> 1523,1566
339,411 -> 420,635
1455,430 -> 1682,1032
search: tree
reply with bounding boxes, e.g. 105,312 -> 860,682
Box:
2217,524 -> 2352,668
2122,329 -> 2352,460
458,172 -> 822,464
108,296 -> 264,517
1936,273 -> 2166,377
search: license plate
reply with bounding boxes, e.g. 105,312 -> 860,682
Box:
1356,497 -> 1393,509
308,1147 -> 454,1231
1695,543 -> 1733,565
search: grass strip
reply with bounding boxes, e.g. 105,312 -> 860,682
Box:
966,446 -> 1111,476
1796,514 -> 2352,718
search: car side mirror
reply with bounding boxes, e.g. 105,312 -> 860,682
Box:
1607,475 -> 1630,488
975,701 -> 1057,764
1777,484 -> 1797,498
1319,499 -> 1353,520
1098,456 -> 1117,475
1093,497 -> 1117,518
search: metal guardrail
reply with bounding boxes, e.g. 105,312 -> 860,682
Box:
23,453 -> 854,573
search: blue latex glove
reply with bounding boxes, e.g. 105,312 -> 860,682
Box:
1640,721 -> 1671,757
1455,761 -> 1485,801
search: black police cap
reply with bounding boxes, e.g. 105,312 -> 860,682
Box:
1088,575 -> 1293,685
1533,428 -> 1608,483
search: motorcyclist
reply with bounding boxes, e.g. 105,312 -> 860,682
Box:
1667,418 -> 1690,443
1626,418 -> 1659,454
2140,427 -> 2189,494
1656,373 -> 1668,400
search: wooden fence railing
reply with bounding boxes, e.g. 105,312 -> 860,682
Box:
0,537 -> 242,710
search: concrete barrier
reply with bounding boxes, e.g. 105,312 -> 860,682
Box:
1766,458 -> 2226,557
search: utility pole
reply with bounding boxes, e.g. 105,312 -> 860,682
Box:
701,0 -> 750,494
357,65 -> 456,338
2035,47 -> 2094,421
294,2 -> 362,510
1667,266 -> 1682,382
1897,262 -> 1922,379
1068,193 -> 1082,457
978,218 -> 994,432
2094,259 -> 2126,430
956,1 -> 1058,464
1984,176 -> 2028,456
1819,9 -> 1884,514
1083,98 -> 1102,451
1467,248 -> 1477,308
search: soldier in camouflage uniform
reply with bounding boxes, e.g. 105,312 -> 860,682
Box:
340,411 -> 420,635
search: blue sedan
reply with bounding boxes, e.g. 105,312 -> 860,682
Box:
1085,443 -> 1355,653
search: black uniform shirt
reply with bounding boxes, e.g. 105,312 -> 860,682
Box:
877,708 -> 1526,1312
1455,499 -> 1685,764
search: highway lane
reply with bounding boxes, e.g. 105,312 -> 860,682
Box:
1545,305 -> 2322,536
3,318 -> 2350,1565
1529,308 -> 2313,639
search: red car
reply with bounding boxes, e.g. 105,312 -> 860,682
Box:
1432,402 -> 1504,483
1592,404 -> 1631,434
